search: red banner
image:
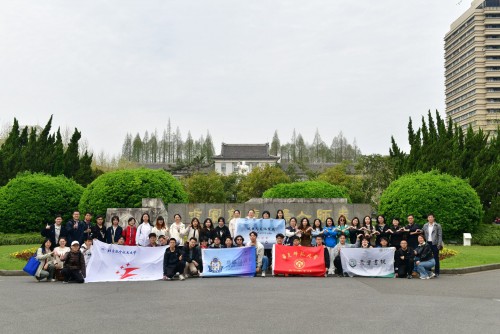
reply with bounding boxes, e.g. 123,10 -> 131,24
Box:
273,244 -> 326,277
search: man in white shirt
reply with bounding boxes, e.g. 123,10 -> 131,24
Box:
423,213 -> 443,277
246,231 -> 269,277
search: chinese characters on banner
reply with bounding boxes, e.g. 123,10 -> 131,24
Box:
234,218 -> 286,249
272,244 -> 326,277
340,248 -> 395,278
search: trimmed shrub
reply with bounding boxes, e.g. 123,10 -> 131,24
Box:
473,224 -> 500,246
182,172 -> 226,203
379,171 -> 483,240
0,172 -> 84,233
263,181 -> 351,202
0,233 -> 45,246
79,168 -> 188,214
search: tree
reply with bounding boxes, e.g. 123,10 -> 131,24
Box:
79,169 -> 188,215
270,130 -> 280,156
263,181 -> 351,201
237,165 -> 290,201
379,171 -> 483,240
183,172 -> 225,203
63,129 -> 81,178
0,172 -> 83,233
356,154 -> 395,207
318,161 -> 365,203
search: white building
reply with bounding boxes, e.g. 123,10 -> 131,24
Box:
213,143 -> 280,176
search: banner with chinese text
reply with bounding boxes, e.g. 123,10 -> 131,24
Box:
272,244 -> 325,277
86,240 -> 166,283
340,248 -> 395,277
234,218 -> 285,249
201,247 -> 256,277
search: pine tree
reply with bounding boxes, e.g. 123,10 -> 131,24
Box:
270,130 -> 280,156
63,129 -> 81,178
52,128 -> 65,175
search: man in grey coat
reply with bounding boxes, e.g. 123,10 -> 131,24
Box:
423,213 -> 443,277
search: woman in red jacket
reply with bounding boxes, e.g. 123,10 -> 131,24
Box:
122,217 -> 137,246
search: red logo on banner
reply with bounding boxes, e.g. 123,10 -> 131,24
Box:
274,245 -> 325,277
115,263 -> 139,279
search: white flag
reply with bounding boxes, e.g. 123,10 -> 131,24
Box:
340,248 -> 395,277
86,240 -> 166,283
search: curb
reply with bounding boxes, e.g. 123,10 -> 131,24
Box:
1,265 -> 499,276
440,263 -> 500,275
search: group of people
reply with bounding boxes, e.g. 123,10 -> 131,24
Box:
35,209 -> 443,283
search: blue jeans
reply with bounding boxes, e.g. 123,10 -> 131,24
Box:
414,258 -> 435,278
260,256 -> 269,272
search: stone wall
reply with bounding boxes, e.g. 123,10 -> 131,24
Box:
105,198 -> 168,228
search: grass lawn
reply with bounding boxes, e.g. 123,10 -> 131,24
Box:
441,245 -> 500,269
0,244 -> 38,270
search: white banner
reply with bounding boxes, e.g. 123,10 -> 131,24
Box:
340,248 -> 395,277
86,240 -> 166,283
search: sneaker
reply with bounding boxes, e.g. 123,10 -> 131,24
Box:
429,273 -> 436,279
261,272 -> 266,277
419,275 -> 428,279
343,273 -> 349,277
407,274 -> 412,279
62,281 -> 68,284
163,276 -> 171,281
50,279 -> 56,282
179,274 -> 186,281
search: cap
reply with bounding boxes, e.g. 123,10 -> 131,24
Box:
71,241 -> 80,246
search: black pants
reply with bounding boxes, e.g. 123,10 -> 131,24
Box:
164,262 -> 185,279
395,259 -> 414,277
429,242 -> 440,275
334,255 -> 342,274
62,268 -> 84,283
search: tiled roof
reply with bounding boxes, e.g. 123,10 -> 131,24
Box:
213,143 -> 279,160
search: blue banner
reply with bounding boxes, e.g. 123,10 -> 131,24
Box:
234,218 -> 286,249
201,247 -> 256,277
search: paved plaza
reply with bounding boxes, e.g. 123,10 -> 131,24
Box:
1,270 -> 499,334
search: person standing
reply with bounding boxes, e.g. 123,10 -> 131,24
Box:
228,210 -> 241,238
404,214 -> 421,250
373,215 -> 390,247
215,217 -> 231,243
62,241 -> 86,283
152,216 -> 169,240
186,218 -> 202,242
41,215 -> 67,247
66,210 -> 85,245
82,212 -> 93,241
298,218 -> 313,246
323,217 -> 338,275
200,218 -> 215,246
284,217 -> 299,245
91,215 -> 106,243
136,213 -> 152,246
388,218 -> 405,249
105,216 -> 123,244
163,238 -> 185,281
423,213 -> 443,277
315,235 -> 330,277
122,217 -> 137,246
348,217 -> 363,245
170,214 -> 187,246
311,219 -> 323,246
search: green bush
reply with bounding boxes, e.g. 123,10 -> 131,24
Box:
472,224 -> 500,246
0,172 -> 84,233
182,172 -> 226,203
379,171 -> 483,240
79,168 -> 188,214
0,233 -> 44,246
263,181 -> 351,202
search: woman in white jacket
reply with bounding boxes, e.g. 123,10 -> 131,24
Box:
136,212 -> 152,246
186,217 -> 202,242
35,239 -> 55,282
152,216 -> 169,239
228,209 -> 241,238
170,213 -> 187,246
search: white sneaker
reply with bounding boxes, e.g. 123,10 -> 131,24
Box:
50,279 -> 56,282
261,272 -> 266,277
179,274 -> 186,281
429,273 -> 436,279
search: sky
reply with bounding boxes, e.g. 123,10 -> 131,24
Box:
0,0 -> 473,158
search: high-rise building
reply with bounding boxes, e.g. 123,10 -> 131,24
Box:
445,0 -> 500,135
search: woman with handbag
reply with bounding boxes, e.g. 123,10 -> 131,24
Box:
35,239 -> 56,282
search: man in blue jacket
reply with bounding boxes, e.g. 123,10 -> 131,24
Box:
66,211 -> 85,245
42,215 -> 67,246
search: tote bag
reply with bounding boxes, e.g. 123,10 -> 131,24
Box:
23,255 -> 40,276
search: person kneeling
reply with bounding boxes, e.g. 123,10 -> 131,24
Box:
62,241 -> 86,283
163,238 -> 185,281
247,231 -> 268,277
333,234 -> 359,277
394,240 -> 414,279
183,237 -> 201,277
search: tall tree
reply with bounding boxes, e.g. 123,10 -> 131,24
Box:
270,130 -> 280,156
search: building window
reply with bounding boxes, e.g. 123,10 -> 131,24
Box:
221,163 -> 226,174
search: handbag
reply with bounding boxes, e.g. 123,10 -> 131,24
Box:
23,254 -> 40,276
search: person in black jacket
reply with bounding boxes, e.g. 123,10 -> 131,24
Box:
394,240 -> 414,279
413,235 -> 435,279
404,215 -> 421,249
183,237 -> 202,277
62,241 -> 86,283
215,217 -> 231,243
105,216 -> 123,244
91,215 -> 106,243
41,215 -> 67,247
163,238 -> 185,280
315,235 -> 330,277
82,212 -> 93,241
201,218 -> 216,245
388,218 -> 406,249
224,236 -> 234,248
374,215 -> 390,247
66,211 -> 85,245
